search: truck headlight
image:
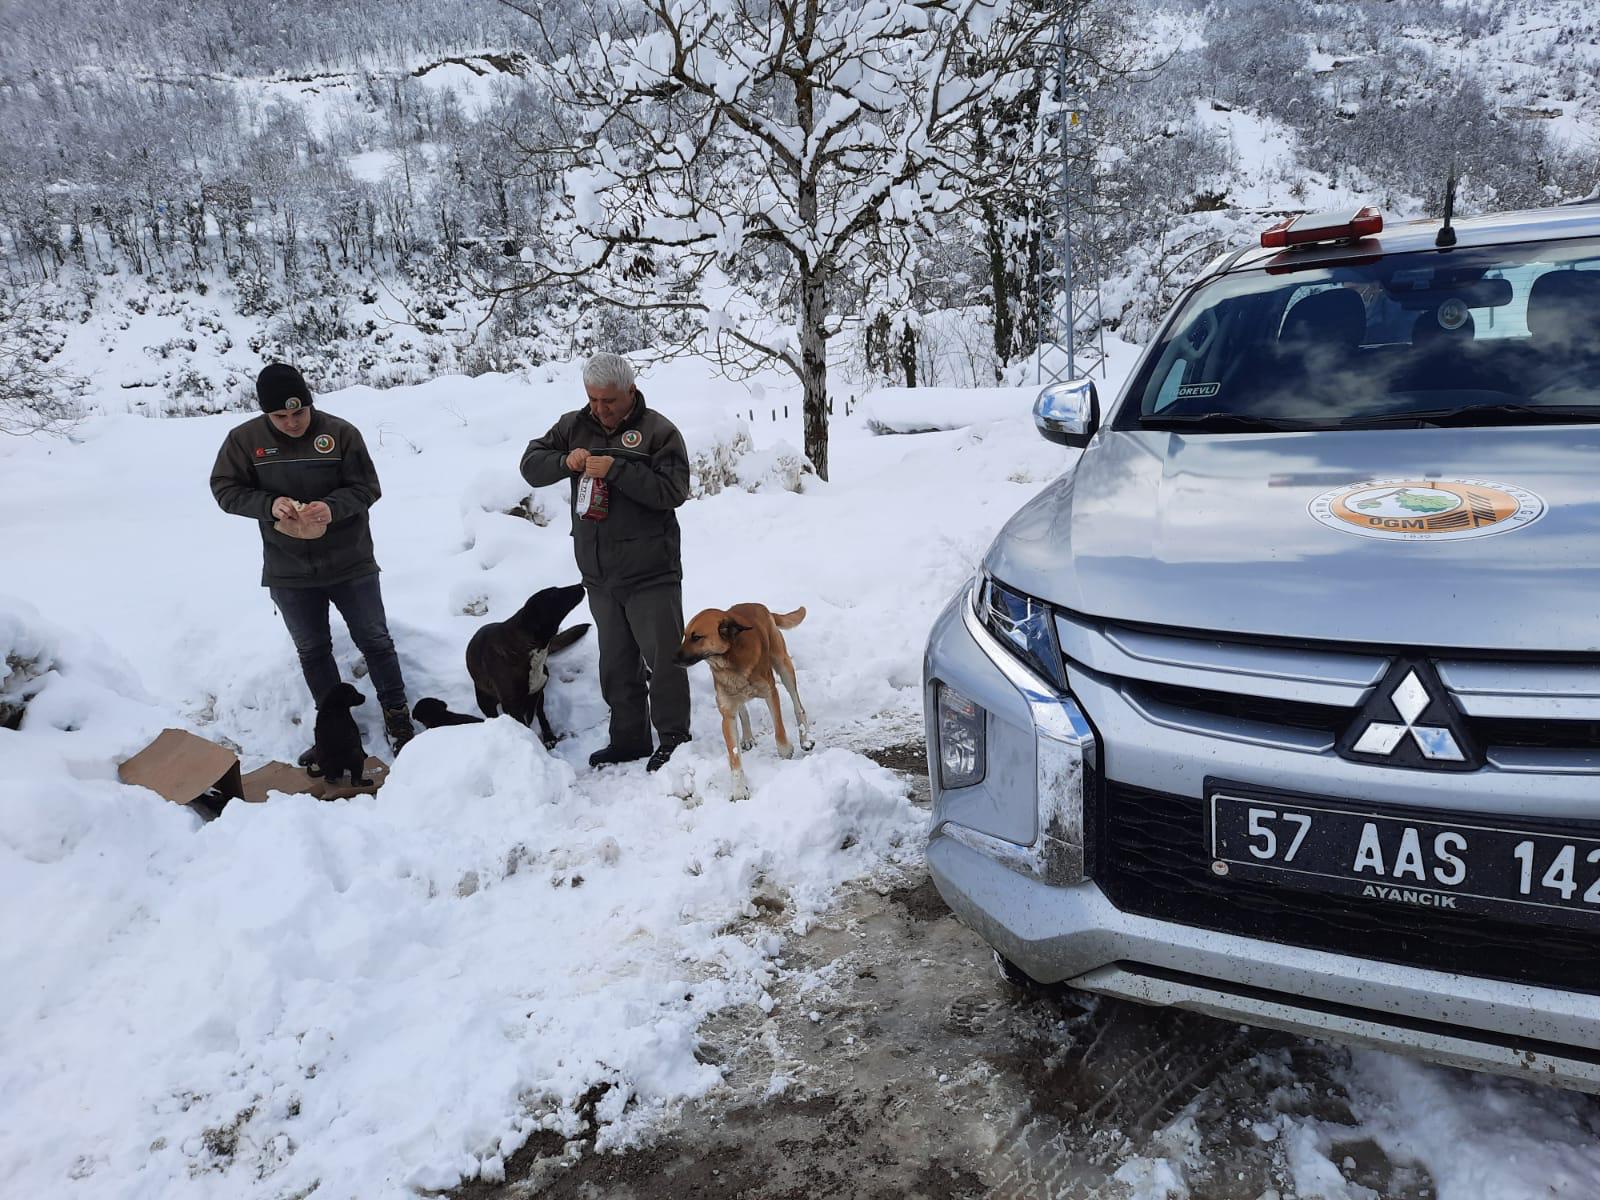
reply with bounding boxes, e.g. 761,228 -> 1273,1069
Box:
976,575 -> 1068,692
936,684 -> 986,789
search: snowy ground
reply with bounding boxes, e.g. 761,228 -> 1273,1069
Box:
0,357 -> 1076,1198
3,350 -> 1599,1199
512,861 -> 1600,1200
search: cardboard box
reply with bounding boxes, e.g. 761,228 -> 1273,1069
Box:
120,729 -> 388,820
241,757 -> 389,803
118,728 -> 244,821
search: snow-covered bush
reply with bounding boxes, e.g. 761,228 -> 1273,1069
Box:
0,595 -> 158,745
687,424 -> 755,498
0,288 -> 85,435
0,650 -> 47,730
730,440 -> 812,493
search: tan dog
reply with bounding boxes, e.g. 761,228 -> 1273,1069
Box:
676,604 -> 812,800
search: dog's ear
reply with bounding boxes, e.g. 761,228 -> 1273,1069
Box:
718,618 -> 753,642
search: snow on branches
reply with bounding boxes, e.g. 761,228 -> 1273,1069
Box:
501,0 -> 1060,480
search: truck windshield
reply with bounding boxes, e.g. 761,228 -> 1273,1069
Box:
1122,238 -> 1600,432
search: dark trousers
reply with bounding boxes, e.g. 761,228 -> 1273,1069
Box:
270,573 -> 408,711
586,582 -> 691,750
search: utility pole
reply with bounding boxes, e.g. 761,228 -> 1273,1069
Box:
1035,3 -> 1106,385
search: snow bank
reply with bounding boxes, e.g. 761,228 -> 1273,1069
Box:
859,385 -> 1035,434
1330,1051 -> 1600,1199
0,594 -> 167,780
856,335 -> 1146,436
2,710 -> 917,1197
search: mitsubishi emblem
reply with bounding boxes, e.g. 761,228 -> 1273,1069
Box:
1337,658 -> 1479,771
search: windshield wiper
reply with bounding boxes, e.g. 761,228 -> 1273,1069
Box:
1140,411 -> 1317,433
1346,403 -> 1600,429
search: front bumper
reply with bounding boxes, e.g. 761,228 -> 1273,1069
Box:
929,832 -> 1600,1092
922,582 -> 1600,1094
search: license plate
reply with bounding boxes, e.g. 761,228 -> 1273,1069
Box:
1207,787 -> 1600,932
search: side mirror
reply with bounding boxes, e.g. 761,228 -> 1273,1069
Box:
1034,379 -> 1099,448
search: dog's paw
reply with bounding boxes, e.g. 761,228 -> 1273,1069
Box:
777,742 -> 796,760
541,736 -> 560,751
739,737 -> 756,752
730,772 -> 751,802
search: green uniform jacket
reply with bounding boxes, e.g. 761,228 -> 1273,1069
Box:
519,391 -> 690,591
210,409 -> 383,588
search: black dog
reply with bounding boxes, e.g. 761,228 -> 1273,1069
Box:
466,583 -> 591,748
307,682 -> 373,786
411,697 -> 485,729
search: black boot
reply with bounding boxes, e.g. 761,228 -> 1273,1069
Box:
646,738 -> 686,773
383,705 -> 415,755
589,743 -> 651,769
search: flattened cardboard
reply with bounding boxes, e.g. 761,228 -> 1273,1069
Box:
118,728 -> 244,821
321,757 -> 388,800
241,757 -> 388,803
239,760 -> 311,803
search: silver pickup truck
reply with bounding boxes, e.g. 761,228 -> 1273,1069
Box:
923,201 -> 1600,1091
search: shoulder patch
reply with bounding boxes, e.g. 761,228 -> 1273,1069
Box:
314,434 -> 335,454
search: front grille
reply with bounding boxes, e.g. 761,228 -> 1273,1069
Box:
1059,610 -> 1600,763
1130,680 -> 1347,733
1474,717 -> 1600,752
1096,779 -> 1598,996
1122,677 -> 1600,760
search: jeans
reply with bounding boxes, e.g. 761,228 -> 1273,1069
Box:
270,572 -> 408,711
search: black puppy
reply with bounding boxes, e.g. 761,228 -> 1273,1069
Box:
466,583 -> 591,748
411,697 -> 484,729
307,682 -> 373,786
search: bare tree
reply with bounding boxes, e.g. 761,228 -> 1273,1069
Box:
497,0 -> 1064,480
0,289 -> 85,437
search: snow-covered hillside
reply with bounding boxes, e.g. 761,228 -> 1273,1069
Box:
5,0 -> 1596,420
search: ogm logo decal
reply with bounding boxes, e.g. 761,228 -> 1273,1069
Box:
314,434 -> 335,454
621,429 -> 642,449
1310,478 -> 1545,542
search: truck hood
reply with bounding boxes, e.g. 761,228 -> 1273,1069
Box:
985,425 -> 1600,653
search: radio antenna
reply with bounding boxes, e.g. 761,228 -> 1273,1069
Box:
1436,163 -> 1458,248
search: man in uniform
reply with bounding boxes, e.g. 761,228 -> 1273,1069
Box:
210,362 -> 415,756
520,353 -> 691,770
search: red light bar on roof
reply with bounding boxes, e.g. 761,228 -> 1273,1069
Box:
1260,206 -> 1383,249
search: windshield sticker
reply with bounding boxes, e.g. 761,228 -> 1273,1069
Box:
1176,382 -> 1221,400
1309,478 -> 1545,542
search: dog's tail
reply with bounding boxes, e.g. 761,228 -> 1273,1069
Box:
772,606 -> 807,629
548,622 -> 592,655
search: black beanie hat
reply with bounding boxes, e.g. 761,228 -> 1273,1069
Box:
257,363 -> 313,413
